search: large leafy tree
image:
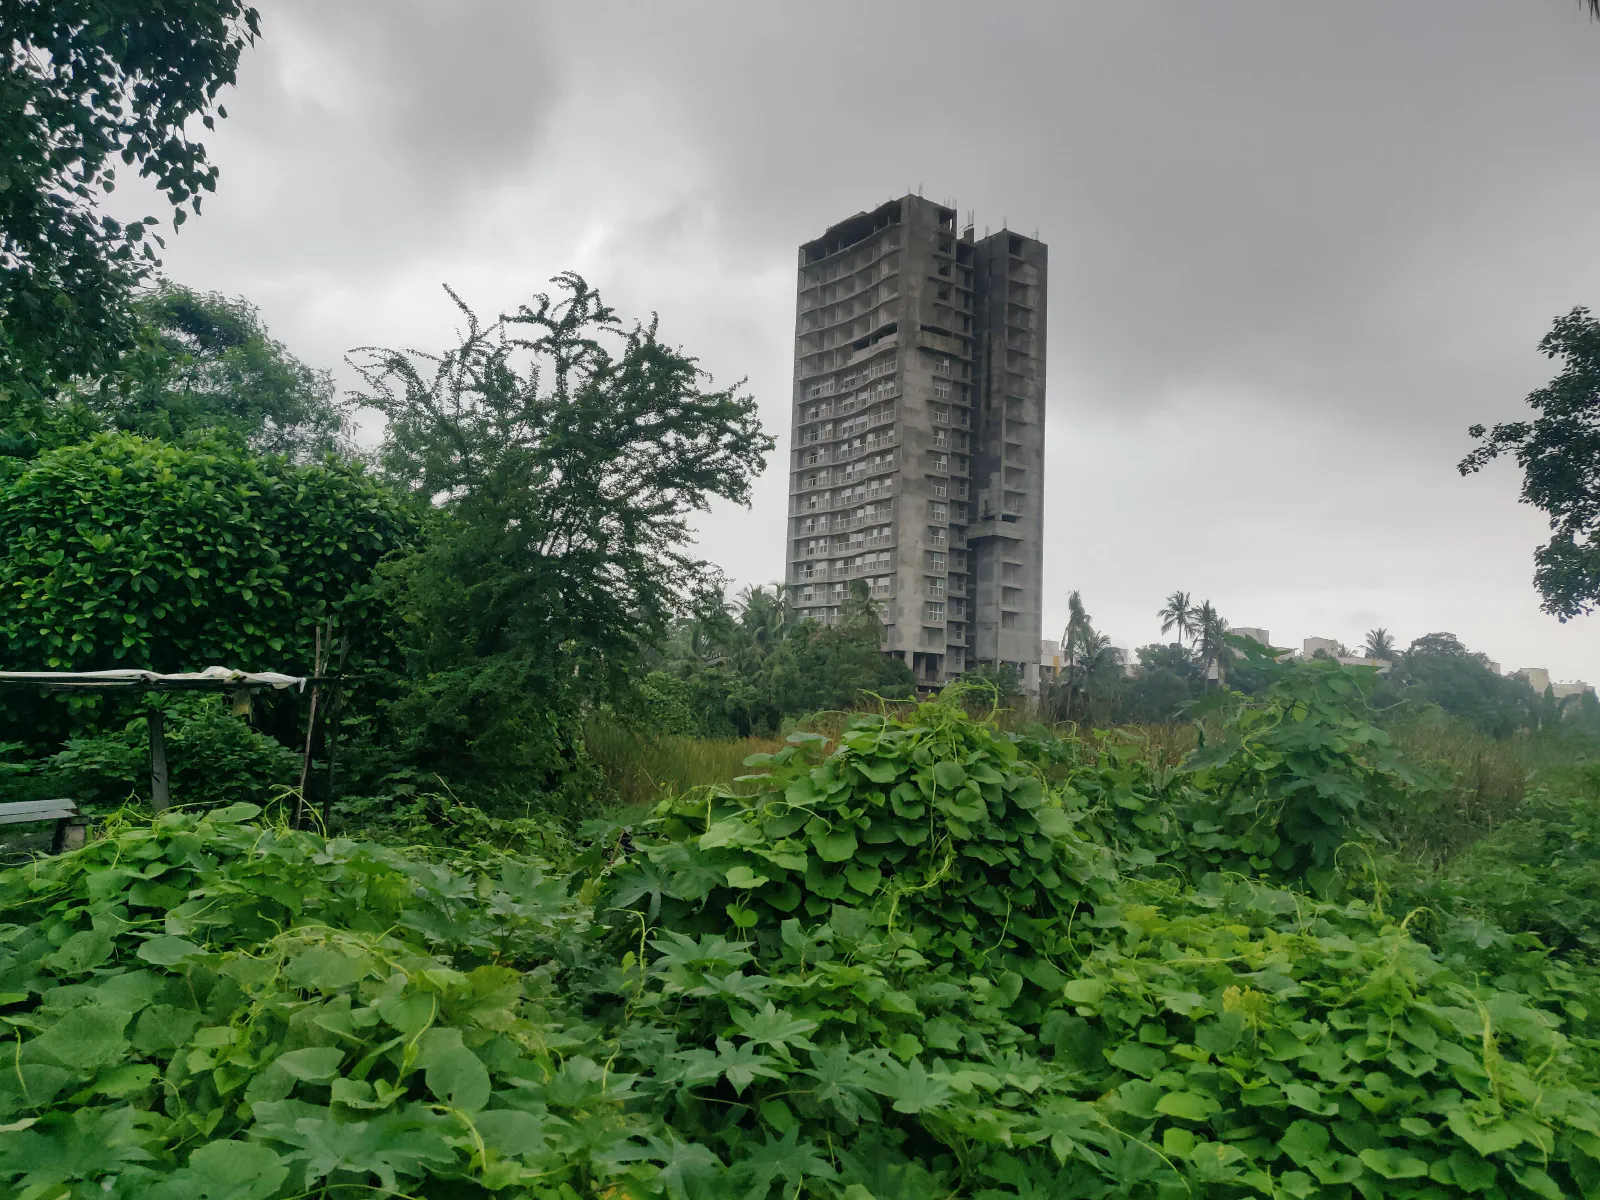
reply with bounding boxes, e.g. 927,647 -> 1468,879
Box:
1392,632 -> 1537,738
1,1 -> 260,419
68,284 -> 350,459
350,275 -> 772,788
760,583 -> 915,717
1460,307 -> 1600,620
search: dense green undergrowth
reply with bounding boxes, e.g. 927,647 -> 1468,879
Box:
3,671 -> 1599,1199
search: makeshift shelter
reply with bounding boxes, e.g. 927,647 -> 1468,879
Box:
0,667 -> 308,813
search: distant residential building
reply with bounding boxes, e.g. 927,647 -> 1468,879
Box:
1232,626 -> 1271,646
787,194 -> 1047,694
1553,680 -> 1595,702
1301,636 -> 1341,659
1518,667 -> 1552,693
1040,638 -> 1060,679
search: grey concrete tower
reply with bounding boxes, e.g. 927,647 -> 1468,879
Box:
786,195 -> 1047,692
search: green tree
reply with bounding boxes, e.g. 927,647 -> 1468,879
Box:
1157,589 -> 1196,647
1460,307 -> 1600,619
1045,591 -> 1127,724
760,582 -> 915,716
1,2 -> 260,421
1118,649 -> 1198,722
349,275 -> 772,794
68,284 -> 350,459
1393,632 -> 1537,738
1194,600 -> 1231,685
1364,627 -> 1396,660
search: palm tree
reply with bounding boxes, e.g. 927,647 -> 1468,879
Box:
1048,590 -> 1103,722
1194,601 -> 1230,686
1363,628 -> 1396,662
1157,590 -> 1196,647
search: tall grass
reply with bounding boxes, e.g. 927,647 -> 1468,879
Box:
585,720 -> 783,812
1386,717 -> 1600,861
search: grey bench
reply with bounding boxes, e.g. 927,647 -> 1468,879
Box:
0,799 -> 84,853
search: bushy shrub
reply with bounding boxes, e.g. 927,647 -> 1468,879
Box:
1180,658 -> 1441,893
381,657 -> 605,820
42,695 -> 300,812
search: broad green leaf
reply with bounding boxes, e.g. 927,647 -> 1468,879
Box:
1282,1082 -> 1338,1116
1063,978 -> 1109,1006
1358,1147 -> 1429,1180
155,1141 -> 288,1200
807,819 -> 858,862
137,935 -> 204,966
1446,1109 -> 1529,1157
1034,806 -> 1075,838
417,1028 -> 490,1113
1510,1166 -> 1564,1200
273,1046 -> 345,1082
1109,1043 -> 1167,1078
1155,1090 -> 1219,1121
28,1005 -> 131,1071
858,758 -> 902,784
1277,1119 -> 1331,1169
725,864 -> 769,889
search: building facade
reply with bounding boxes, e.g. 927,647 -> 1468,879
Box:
786,195 -> 1047,690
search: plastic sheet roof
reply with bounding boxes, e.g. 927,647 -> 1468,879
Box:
0,667 -> 306,692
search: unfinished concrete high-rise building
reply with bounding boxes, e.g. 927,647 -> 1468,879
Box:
786,195 -> 1047,692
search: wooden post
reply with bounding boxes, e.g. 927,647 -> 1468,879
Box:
148,707 -> 170,813
294,623 -> 328,830
320,631 -> 350,830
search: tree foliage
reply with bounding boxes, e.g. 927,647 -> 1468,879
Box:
67,283 -> 351,459
0,1 -> 259,404
646,582 -> 915,737
1387,632 -> 1539,738
349,275 -> 772,789
1045,590 -> 1124,724
1460,306 -> 1600,619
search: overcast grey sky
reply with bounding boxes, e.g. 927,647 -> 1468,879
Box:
122,0 -> 1600,680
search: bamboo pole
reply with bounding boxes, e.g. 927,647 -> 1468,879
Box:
148,707 -> 170,813
293,624 -> 328,829
320,630 -> 350,830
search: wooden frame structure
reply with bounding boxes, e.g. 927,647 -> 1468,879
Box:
0,667 -> 308,813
